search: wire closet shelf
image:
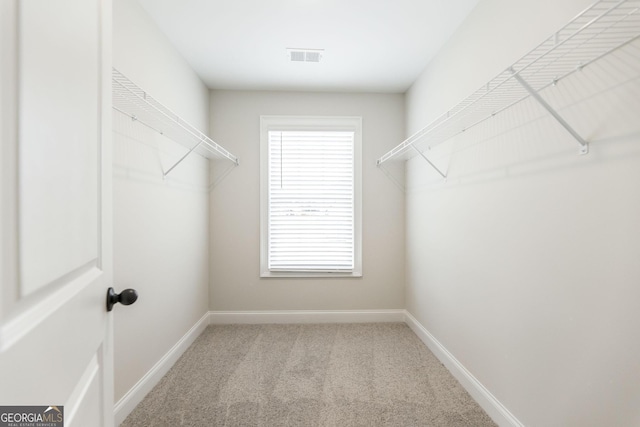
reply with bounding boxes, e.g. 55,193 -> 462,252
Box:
376,0 -> 640,169
112,68 -> 239,177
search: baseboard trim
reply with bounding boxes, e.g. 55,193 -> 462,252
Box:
114,312 -> 209,426
403,311 -> 523,427
208,309 -> 405,324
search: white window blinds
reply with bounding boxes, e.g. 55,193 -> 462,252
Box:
267,130 -> 355,272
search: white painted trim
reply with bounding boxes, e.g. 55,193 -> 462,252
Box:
403,311 -> 524,427
66,354 -> 100,427
259,116 -> 363,278
209,309 -> 405,324
114,312 -> 209,426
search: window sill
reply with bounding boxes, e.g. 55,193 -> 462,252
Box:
260,271 -> 363,279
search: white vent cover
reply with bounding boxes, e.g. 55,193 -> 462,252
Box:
287,48 -> 324,63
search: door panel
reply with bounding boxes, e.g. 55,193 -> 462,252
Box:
0,275 -> 104,399
18,0 -> 100,296
0,1 -> 113,425
66,354 -> 102,427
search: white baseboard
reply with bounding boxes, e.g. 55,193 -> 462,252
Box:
114,312 -> 209,426
208,309 -> 405,324
403,311 -> 523,427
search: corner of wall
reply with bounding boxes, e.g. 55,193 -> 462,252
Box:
403,311 -> 523,427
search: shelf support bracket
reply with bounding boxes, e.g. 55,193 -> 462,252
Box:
510,68 -> 588,155
411,145 -> 447,178
163,139 -> 204,178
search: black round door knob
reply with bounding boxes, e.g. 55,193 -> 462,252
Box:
106,287 -> 138,312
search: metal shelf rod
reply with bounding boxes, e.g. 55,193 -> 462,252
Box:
114,76 -> 238,165
513,0 -> 625,79
393,31 -> 639,161
375,0 -> 640,168
112,68 -> 239,177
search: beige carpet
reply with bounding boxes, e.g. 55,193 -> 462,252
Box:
121,323 -> 496,426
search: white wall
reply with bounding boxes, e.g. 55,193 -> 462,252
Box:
209,90 -> 405,311
405,0 -> 640,425
112,0 -> 210,410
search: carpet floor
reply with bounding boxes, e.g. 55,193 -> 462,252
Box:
121,323 -> 497,426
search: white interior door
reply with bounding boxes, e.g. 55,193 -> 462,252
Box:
0,1 -> 114,426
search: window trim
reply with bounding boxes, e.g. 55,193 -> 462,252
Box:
260,115 -> 362,278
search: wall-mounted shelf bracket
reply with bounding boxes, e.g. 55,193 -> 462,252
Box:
163,139 -> 205,178
112,68 -> 239,178
375,0 -> 640,168
510,68 -> 589,155
410,145 -> 447,178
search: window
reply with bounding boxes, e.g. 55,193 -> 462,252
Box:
260,116 -> 362,277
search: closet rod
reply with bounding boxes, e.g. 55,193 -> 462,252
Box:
376,0 -> 640,167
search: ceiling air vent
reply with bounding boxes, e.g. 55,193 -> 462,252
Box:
287,48 -> 324,63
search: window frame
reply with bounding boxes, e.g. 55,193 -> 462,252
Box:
260,115 -> 362,278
